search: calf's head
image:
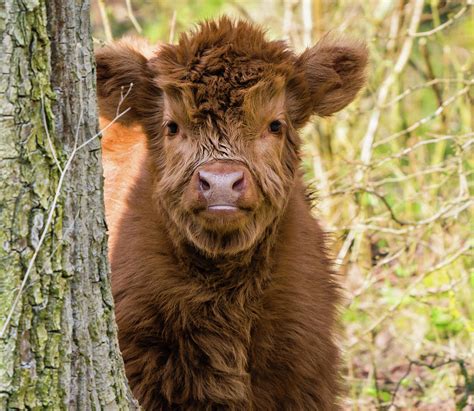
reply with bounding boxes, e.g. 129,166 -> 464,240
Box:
96,18 -> 367,257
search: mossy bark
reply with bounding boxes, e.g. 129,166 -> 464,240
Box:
0,1 -> 137,409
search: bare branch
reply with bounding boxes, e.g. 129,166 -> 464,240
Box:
409,3 -> 472,37
125,0 -> 142,34
380,78 -> 473,108
40,93 -> 63,173
374,85 -> 473,147
97,0 -> 113,42
169,10 -> 177,44
349,242 -> 472,347
0,94 -> 131,339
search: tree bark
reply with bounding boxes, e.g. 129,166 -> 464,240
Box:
0,1 -> 136,408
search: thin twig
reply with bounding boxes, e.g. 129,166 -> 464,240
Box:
169,10 -> 177,44
371,134 -> 472,167
388,355 -> 471,409
380,78 -> 472,108
40,94 -> 63,173
0,103 -> 131,340
97,0 -> 113,42
125,0 -> 142,34
357,0 -> 425,175
0,107 -> 82,339
337,0 -> 425,267
409,3 -> 472,37
116,83 -> 134,118
349,242 -> 472,347
375,84 -> 472,147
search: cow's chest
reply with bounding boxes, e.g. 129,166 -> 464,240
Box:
156,285 -> 262,407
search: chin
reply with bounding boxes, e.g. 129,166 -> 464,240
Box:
183,214 -> 266,257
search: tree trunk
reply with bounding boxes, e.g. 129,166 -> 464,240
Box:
0,1 -> 136,408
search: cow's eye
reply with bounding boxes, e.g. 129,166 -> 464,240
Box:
166,121 -> 179,136
269,120 -> 282,134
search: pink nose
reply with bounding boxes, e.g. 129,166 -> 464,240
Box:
195,162 -> 249,207
198,170 -> 245,196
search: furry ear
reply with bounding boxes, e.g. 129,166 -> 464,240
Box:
95,39 -> 161,123
289,36 -> 368,124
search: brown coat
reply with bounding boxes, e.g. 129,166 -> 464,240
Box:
97,17 -> 367,410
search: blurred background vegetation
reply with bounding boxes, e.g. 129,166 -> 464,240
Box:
91,1 -> 473,409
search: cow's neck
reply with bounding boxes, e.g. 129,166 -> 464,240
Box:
171,220 -> 279,292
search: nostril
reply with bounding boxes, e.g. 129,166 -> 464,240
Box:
198,173 -> 211,191
197,169 -> 246,194
232,174 -> 245,192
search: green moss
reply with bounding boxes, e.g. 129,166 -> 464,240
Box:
0,1 -> 67,408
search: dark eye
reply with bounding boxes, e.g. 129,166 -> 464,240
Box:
166,121 -> 179,136
269,120 -> 282,134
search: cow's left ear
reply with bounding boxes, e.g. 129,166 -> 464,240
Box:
292,36 -> 368,121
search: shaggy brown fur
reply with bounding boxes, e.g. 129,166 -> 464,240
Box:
97,17 -> 367,410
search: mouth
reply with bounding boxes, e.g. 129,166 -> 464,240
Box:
206,204 -> 243,215
208,204 -> 239,210
193,203 -> 253,225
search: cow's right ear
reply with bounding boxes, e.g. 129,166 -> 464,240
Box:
95,39 -> 160,124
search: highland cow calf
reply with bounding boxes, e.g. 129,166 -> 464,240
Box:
97,18 -> 367,410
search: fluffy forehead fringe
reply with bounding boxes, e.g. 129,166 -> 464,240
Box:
159,17 -> 294,67
149,17 -> 298,122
